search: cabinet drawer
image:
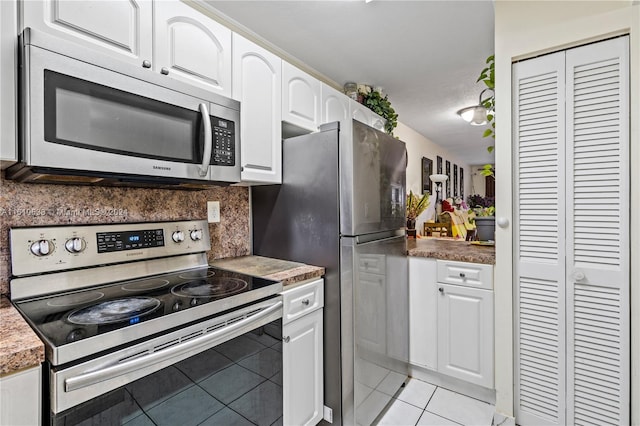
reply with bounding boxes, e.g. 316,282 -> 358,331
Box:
358,254 -> 386,275
436,260 -> 493,290
282,278 -> 324,324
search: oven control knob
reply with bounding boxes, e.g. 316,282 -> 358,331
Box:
172,231 -> 185,243
190,298 -> 198,307
190,229 -> 203,241
30,240 -> 53,256
65,237 -> 85,253
172,301 -> 183,311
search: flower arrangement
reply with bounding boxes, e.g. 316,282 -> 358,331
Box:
407,191 -> 430,220
467,194 -> 495,216
349,84 -> 399,135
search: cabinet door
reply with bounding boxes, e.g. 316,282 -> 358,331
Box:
409,257 -> 438,369
0,0 -> 17,167
283,309 -> 323,426
349,98 -> 372,126
232,33 -> 282,184
437,283 -> 493,388
0,366 -> 41,426
320,83 -> 349,126
21,0 -> 152,67
154,1 -> 231,97
282,62 -> 320,132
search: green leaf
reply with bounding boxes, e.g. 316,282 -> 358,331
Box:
487,145 -> 494,153
483,129 -> 492,138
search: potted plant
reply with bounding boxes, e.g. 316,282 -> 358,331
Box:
406,191 -> 429,237
358,85 -> 399,135
467,194 -> 495,241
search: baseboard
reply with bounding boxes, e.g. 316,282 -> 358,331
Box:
409,363 -> 496,405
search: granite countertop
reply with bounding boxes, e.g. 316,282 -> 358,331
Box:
211,255 -> 325,287
0,296 -> 44,376
407,238 -> 495,265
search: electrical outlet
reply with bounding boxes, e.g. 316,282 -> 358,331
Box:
207,201 -> 220,223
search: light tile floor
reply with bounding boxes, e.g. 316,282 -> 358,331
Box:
375,378 -> 495,426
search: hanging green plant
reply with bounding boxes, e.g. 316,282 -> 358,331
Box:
361,90 -> 398,135
476,55 -> 495,177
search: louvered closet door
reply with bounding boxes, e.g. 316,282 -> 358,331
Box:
514,51 -> 567,426
514,36 -> 630,426
565,36 -> 630,426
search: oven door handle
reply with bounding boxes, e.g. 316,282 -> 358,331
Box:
64,300 -> 283,392
198,102 -> 212,177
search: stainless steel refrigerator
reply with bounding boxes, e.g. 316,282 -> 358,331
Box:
252,120 -> 409,426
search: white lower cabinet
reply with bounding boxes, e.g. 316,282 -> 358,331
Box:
409,257 -> 494,389
0,365 -> 41,426
437,283 -> 494,388
281,279 -> 324,426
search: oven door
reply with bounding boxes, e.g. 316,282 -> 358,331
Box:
23,35 -> 240,183
50,297 -> 282,425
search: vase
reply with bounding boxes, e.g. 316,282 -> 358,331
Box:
475,216 -> 495,241
406,218 -> 416,238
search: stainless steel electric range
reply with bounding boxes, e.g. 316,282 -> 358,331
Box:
9,220 -> 284,426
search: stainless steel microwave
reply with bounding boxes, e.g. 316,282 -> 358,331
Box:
7,29 -> 241,188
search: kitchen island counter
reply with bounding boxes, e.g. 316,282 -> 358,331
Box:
210,255 -> 325,286
407,237 -> 495,265
0,296 -> 44,376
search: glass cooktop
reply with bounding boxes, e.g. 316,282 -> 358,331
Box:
15,267 -> 280,350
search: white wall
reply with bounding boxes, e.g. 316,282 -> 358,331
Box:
493,1 -> 639,423
394,122 -> 470,235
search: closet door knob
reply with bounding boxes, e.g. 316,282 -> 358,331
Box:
573,271 -> 586,281
438,287 -> 444,293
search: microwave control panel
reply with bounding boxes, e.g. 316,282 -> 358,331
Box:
211,117 -> 235,166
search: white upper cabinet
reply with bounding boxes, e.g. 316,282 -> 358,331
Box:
21,0 -> 153,68
350,98 -> 372,126
282,62 -> 320,132
349,98 -> 386,132
232,33 -> 282,184
320,83 -> 350,126
0,0 -> 17,168
154,1 -> 231,97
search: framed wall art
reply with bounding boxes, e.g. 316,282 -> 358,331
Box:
445,160 -> 451,198
453,164 -> 458,197
421,157 -> 433,194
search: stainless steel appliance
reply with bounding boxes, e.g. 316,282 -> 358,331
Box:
7,28 -> 240,187
9,220 -> 283,425
252,120 -> 409,425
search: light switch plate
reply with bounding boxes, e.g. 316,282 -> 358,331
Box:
207,201 -> 220,223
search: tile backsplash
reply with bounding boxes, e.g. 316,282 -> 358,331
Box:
0,171 -> 250,295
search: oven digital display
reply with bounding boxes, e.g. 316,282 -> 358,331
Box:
97,229 -> 164,253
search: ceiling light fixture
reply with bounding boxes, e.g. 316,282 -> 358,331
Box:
456,88 -> 494,126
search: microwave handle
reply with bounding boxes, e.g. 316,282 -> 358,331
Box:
198,103 -> 212,177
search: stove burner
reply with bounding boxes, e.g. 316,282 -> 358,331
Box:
46,291 -> 105,308
178,270 -> 216,279
67,297 -> 161,325
171,278 -> 248,299
121,279 -> 170,292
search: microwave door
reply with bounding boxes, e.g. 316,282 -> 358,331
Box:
24,44 -> 213,182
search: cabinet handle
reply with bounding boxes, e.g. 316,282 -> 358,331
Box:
161,67 -> 170,75
283,336 -> 290,343
302,299 -> 310,306
142,60 -> 151,68
459,273 -> 466,278
438,287 -> 444,293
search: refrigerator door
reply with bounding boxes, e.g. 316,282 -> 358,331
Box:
252,123 -> 345,424
340,232 -> 409,426
340,120 -> 407,237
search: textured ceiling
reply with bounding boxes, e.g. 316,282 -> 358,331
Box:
204,0 -> 495,165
